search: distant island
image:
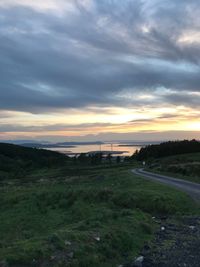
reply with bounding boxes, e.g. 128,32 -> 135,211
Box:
20,141 -> 104,149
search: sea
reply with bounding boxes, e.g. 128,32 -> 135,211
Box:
45,143 -> 143,157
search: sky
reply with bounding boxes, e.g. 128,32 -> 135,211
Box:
0,0 -> 199,142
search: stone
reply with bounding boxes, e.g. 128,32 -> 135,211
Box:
65,240 -> 72,246
133,255 -> 144,267
94,236 -> 100,241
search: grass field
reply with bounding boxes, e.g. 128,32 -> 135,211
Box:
147,153 -> 200,183
0,164 -> 199,267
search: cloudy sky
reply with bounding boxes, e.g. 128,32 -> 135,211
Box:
0,0 -> 199,142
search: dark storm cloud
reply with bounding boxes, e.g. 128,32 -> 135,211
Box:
0,0 -> 200,113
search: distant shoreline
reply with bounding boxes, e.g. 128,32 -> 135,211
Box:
118,144 -> 145,147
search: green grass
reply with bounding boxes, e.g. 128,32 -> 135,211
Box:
0,166 -> 199,267
148,153 -> 200,183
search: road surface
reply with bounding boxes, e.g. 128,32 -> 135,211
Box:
132,168 -> 200,201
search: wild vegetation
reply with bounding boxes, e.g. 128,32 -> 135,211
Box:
147,153 -> 200,183
0,143 -> 115,181
133,140 -> 200,161
0,143 -> 67,180
0,142 -> 199,266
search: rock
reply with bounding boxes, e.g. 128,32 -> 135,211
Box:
133,256 -> 144,267
50,255 -> 56,260
65,240 -> 72,246
94,236 -> 101,241
140,216 -> 200,267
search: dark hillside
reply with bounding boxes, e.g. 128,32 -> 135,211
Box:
133,140 -> 200,161
0,143 -> 67,179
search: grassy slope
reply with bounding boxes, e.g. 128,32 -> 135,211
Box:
0,166 -> 199,267
0,143 -> 67,180
148,152 -> 200,183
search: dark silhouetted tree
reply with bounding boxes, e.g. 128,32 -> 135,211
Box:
116,156 -> 121,164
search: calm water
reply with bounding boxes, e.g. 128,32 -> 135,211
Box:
46,143 -> 142,157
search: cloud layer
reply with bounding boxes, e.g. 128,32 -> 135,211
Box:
0,0 -> 200,114
0,0 -> 200,141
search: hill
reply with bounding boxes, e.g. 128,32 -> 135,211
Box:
133,140 -> 200,161
0,142 -> 199,266
0,143 -> 67,180
0,165 -> 198,267
148,152 -> 200,183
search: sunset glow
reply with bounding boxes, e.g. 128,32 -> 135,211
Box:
0,0 -> 199,142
